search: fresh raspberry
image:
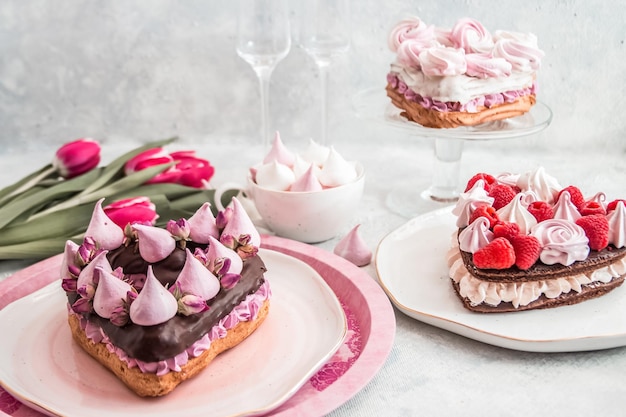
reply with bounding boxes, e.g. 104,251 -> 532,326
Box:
579,201 -> 606,216
493,221 -> 520,240
489,183 -> 517,210
576,214 -> 609,251
527,201 -> 553,223
607,199 -> 626,212
472,237 -> 516,270
464,173 -> 497,192
510,234 -> 541,270
469,205 -> 499,228
557,186 -> 585,210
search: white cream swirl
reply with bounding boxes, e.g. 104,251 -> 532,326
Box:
530,219 -> 590,266
449,17 -> 494,54
495,172 -> 520,187
607,201 -> 626,248
465,53 -> 512,78
458,217 -> 494,253
496,194 -> 537,234
516,167 -> 562,204
418,46 -> 467,76
388,16 -> 435,52
452,179 -> 495,228
493,37 -> 544,72
397,39 -> 432,69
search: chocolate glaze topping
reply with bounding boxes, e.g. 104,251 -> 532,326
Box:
70,243 -> 266,362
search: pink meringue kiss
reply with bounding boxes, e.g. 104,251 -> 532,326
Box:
290,164 -> 323,192
170,248 -> 220,300
333,225 -> 372,267
263,131 -> 296,167
93,267 -> 134,319
187,202 -> 219,244
132,224 -> 177,263
207,236 -> 243,275
85,198 -> 125,250
129,265 -> 178,326
220,197 -> 262,249
77,250 -> 112,291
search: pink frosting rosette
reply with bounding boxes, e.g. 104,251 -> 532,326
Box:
449,17 -> 494,54
397,39 -> 433,69
530,219 -> 590,266
458,216 -> 494,253
388,16 -> 434,52
418,46 -> 467,76
465,53 -> 512,78
493,37 -> 544,72
433,26 -> 453,47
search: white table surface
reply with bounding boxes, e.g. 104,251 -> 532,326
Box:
1,127 -> 625,417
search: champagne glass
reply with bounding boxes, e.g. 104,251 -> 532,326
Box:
300,0 -> 350,145
237,0 -> 291,150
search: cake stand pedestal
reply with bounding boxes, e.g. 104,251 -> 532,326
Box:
353,87 -> 553,218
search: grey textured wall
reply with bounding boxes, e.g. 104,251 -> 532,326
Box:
0,0 -> 624,153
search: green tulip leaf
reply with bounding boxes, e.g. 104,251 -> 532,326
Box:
0,204 -> 94,246
0,238 -> 80,261
0,168 -> 103,228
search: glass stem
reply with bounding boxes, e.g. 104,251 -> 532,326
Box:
318,63 -> 330,146
255,67 -> 274,151
428,138 -> 464,202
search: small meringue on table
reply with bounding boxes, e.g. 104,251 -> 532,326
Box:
333,224 -> 372,267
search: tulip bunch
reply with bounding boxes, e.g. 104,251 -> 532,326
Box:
0,137 -> 223,260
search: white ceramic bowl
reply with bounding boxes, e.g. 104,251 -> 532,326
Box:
216,163 -> 365,243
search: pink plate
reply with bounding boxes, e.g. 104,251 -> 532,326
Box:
0,235 -> 395,417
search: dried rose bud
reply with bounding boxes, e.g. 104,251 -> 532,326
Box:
220,273 -> 241,290
110,306 -> 130,326
177,294 -> 209,316
167,218 -> 190,240
61,278 -> 77,293
71,297 -> 92,314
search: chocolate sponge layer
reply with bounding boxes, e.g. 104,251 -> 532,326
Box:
451,276 -> 625,313
460,245 -> 626,283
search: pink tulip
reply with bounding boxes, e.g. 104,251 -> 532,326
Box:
124,148 -> 215,188
53,138 -> 101,178
103,197 -> 158,228
124,148 -> 173,175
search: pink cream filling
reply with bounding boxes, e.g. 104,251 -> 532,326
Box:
386,72 -> 536,113
74,280 -> 271,376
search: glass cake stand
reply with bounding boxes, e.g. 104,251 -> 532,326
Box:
352,87 -> 553,218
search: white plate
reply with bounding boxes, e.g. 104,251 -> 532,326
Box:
375,207 -> 626,352
0,249 -> 347,417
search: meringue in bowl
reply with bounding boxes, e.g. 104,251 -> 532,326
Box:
246,162 -> 364,243
215,133 -> 365,243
